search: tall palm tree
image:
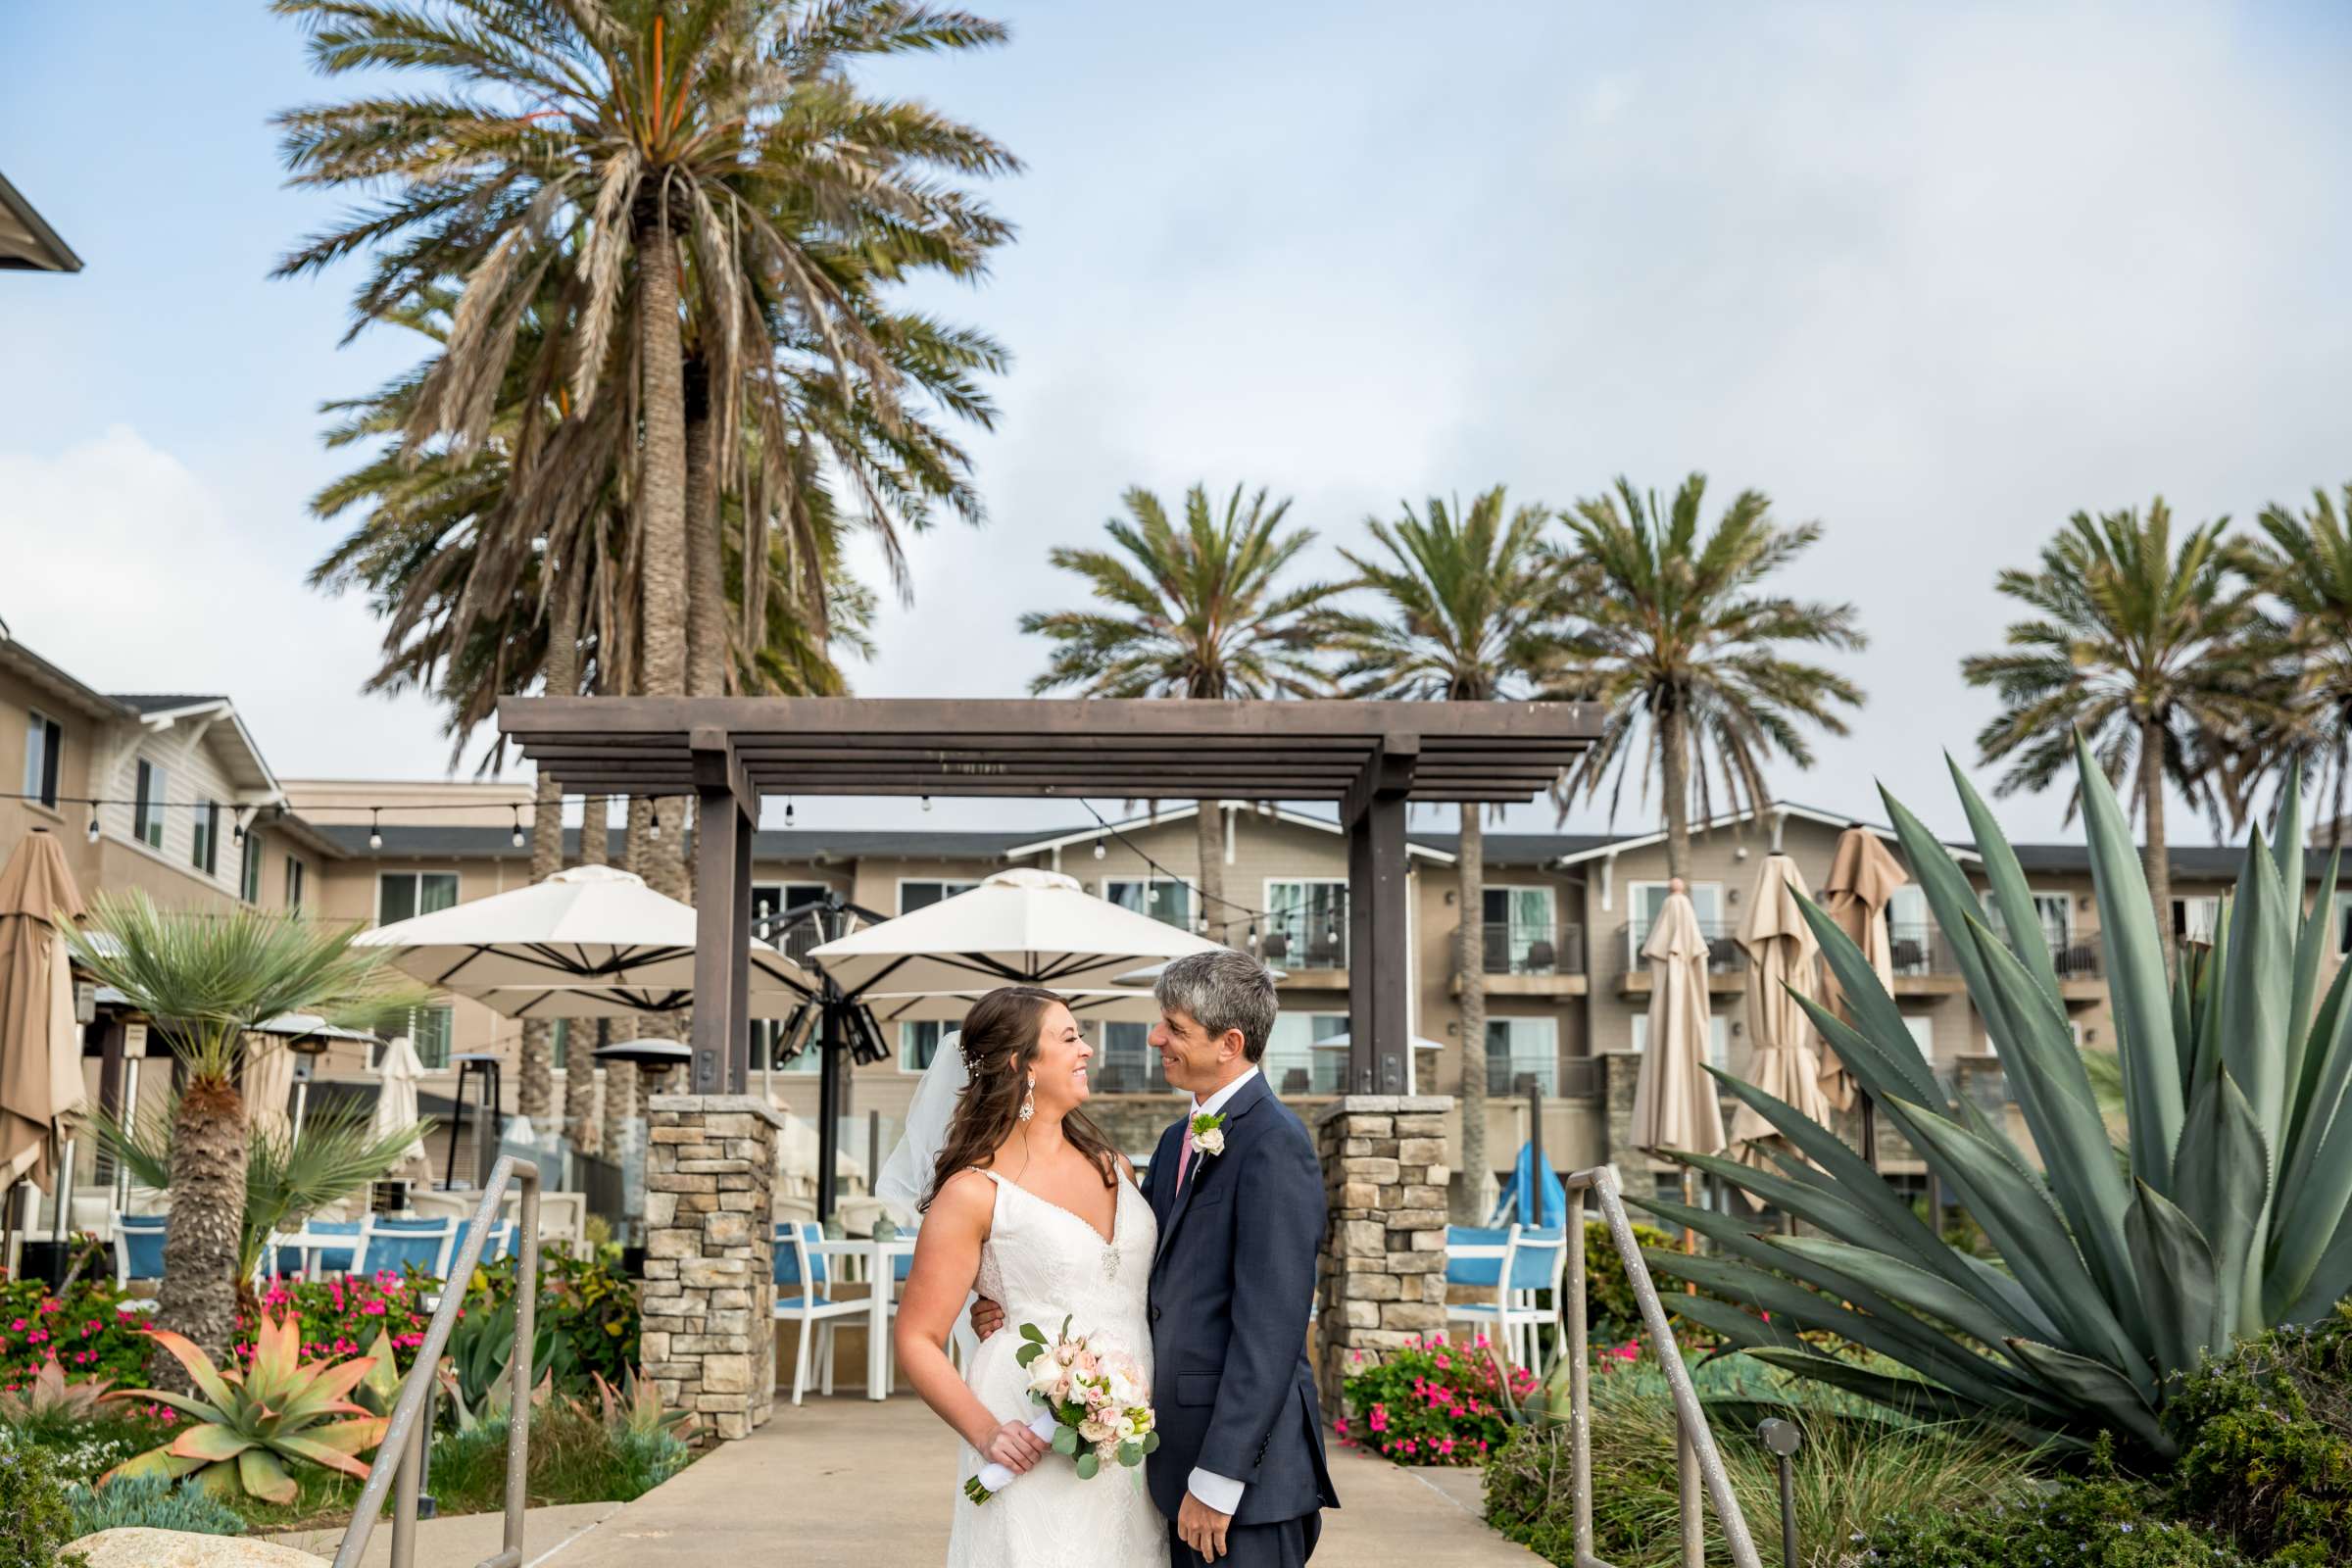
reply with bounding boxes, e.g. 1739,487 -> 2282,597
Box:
64,896 -> 415,1383
2230,484 -> 2352,842
1963,500 -> 2268,970
274,0 -> 1018,850
1022,484 -> 1329,943
1553,474 -> 1866,878
1319,488 -> 1572,1219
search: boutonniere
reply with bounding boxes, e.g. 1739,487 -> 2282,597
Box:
1190,1111 -> 1227,1157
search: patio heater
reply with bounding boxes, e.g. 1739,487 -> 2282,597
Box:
767,894 -> 891,1225
282,1024 -> 332,1144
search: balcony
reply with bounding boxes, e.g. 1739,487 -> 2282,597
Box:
1258,899 -> 1349,973
1453,919 -> 1587,996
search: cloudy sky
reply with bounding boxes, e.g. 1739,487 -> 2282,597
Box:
5,1 -> 2349,844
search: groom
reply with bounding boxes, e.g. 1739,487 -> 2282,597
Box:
976,949 -> 1338,1565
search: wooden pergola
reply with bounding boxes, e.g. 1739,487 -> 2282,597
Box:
496,697 -> 1599,1098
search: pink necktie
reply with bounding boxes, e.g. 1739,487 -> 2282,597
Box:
1174,1124 -> 1196,1193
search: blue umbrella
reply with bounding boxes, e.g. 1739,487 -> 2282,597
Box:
1496,1141 -> 1566,1230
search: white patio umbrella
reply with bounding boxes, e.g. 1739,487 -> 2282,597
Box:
354,863 -> 811,1017
370,1035 -> 430,1183
1731,855 -> 1833,1198
858,986 -> 1175,1025
805,868 -> 1224,995
1819,827 -> 1910,1117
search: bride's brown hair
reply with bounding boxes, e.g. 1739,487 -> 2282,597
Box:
921,985 -> 1122,1210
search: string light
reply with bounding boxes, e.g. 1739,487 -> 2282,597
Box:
784,800 -> 796,826
84,807 -> 99,844
1092,840 -> 1106,860
510,804 -> 525,849
368,808 -> 383,851
921,795 -> 933,813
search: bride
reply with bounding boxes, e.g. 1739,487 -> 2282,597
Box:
892,986 -> 1169,1567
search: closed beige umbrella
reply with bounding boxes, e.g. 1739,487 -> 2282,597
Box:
1631,884 -> 1727,1159
241,1037 -> 296,1140
1732,855 -> 1832,1189
371,1036 -> 430,1183
1818,827 -> 1909,1113
0,829 -> 86,1190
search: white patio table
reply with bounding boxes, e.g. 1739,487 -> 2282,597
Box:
809,1236 -> 917,1400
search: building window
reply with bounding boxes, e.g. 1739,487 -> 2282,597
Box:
899,879 -> 979,914
378,871 -> 460,924
240,829 -> 263,904
1264,1011 -> 1348,1097
2174,897 -> 2221,949
191,799 -> 220,875
1982,888 -> 2072,949
1629,1012 -> 1730,1075
133,760 -> 166,849
754,882 -> 835,958
1487,1016 -> 1561,1097
756,1016 -> 822,1073
412,1005 -> 454,1070
900,1020 -> 947,1072
1627,880 -> 1723,966
1903,1012 -> 1936,1063
1103,877 -> 1194,931
22,710 -> 61,808
284,857 -> 306,909
1096,1021 -> 1170,1094
1484,885 -> 1561,973
1264,880 -> 1348,967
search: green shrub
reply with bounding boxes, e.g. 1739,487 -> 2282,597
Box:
0,1427 -> 89,1568
1482,1355 -> 2037,1566
0,1280 -> 157,1393
1338,1336 -> 1536,1464
2162,1300 -> 2352,1564
425,1398 -> 689,1511
1857,1476 -> 2252,1568
64,1474 -> 244,1539
1585,1219 -> 1674,1345
449,1250 -> 640,1396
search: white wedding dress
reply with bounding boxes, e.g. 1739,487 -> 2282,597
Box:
948,1170 -> 1169,1568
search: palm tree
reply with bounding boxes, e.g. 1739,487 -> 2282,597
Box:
1022,484 -> 1329,943
1319,488 -> 1572,1219
63,896 -> 415,1383
273,0 -> 1019,848
1963,500 -> 2269,970
2230,484 -> 2352,842
1553,474 -> 1866,878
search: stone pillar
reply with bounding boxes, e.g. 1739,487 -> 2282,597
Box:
641,1094 -> 782,1443
1313,1095 -> 1452,1419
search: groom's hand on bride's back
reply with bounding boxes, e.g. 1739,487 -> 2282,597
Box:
969,1295 -> 1005,1340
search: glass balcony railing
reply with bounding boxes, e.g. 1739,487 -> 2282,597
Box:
1619,919 -> 1747,976
1259,900 -> 1349,969
1478,921 -> 1587,975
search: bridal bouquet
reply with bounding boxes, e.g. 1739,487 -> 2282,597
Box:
964,1315 -> 1160,1504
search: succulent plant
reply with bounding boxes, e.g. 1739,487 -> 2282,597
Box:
1640,739 -> 2352,1457
0,1356 -> 115,1427
105,1314 -> 386,1502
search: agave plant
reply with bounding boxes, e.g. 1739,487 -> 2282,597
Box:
105,1315 -> 386,1502
0,1357 -> 115,1429
588,1370 -> 697,1444
1639,737 -> 2352,1457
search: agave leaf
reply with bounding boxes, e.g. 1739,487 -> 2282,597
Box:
238,1446 -> 300,1505
2284,897 -> 2352,1183
1664,1151 -> 1916,1258
169,1424 -> 254,1463
1952,752 -> 2063,1008
1664,1295 -> 1805,1352
2267,1082 -> 2352,1321
1883,782 -> 2006,1004
1959,914 -> 2138,1329
139,1327 -> 239,1412
2284,846 -> 2333,1106
1769,1236 -> 2026,1354
2070,732 -> 2185,1189
1797,899 -> 1945,1109
2122,1179 -> 2221,1373
2001,1338 -> 2170,1457
1705,1071 -> 1961,1278
1744,1346 -> 1995,1425
2275,762 -> 2306,918
2172,1066 -> 2270,1343
2285,1216 -> 2352,1323
2222,830 -> 2295,1159
107,1387 -> 226,1425
1883,1097 -> 2146,1387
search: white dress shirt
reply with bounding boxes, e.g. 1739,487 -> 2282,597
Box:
1182,1065 -> 1259,1516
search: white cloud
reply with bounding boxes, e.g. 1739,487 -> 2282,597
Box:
0,427 -> 459,783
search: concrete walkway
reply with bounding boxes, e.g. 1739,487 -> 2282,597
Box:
269,1500 -> 622,1566
531,1396 -> 1541,1567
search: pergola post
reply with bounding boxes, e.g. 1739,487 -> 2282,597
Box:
689,730 -> 758,1096
1345,739 -> 1417,1096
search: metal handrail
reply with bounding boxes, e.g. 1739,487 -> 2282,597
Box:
335,1156 -> 541,1568
1563,1164 -> 1759,1568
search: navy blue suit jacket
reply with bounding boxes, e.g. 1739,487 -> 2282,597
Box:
1141,1071 -> 1338,1527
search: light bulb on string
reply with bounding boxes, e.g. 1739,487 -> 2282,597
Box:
785,800 -> 795,826
510,804 -> 525,849
1093,840 -> 1106,860
921,796 -> 933,813
368,808 -> 383,851
1248,923 -> 1259,951
648,805 -> 661,840
84,807 -> 99,844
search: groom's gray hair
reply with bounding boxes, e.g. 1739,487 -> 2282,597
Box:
1155,949 -> 1279,1062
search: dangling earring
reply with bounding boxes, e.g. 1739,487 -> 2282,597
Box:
1019,1074 -> 1036,1122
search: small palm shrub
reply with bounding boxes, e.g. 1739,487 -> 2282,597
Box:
64,1473 -> 244,1539
1857,1475 -> 2251,1568
1642,743 -> 2352,1456
2161,1300 -> 2352,1564
0,1427 -> 88,1568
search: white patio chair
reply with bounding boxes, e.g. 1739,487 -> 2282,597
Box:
772,1221 -> 867,1404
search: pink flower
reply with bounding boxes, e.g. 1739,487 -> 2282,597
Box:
1368,1405 -> 1389,1434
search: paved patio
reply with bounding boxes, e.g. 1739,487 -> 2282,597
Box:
516,1396 -> 1541,1567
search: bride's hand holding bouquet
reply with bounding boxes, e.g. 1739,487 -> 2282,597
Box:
965,1316 -> 1160,1504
